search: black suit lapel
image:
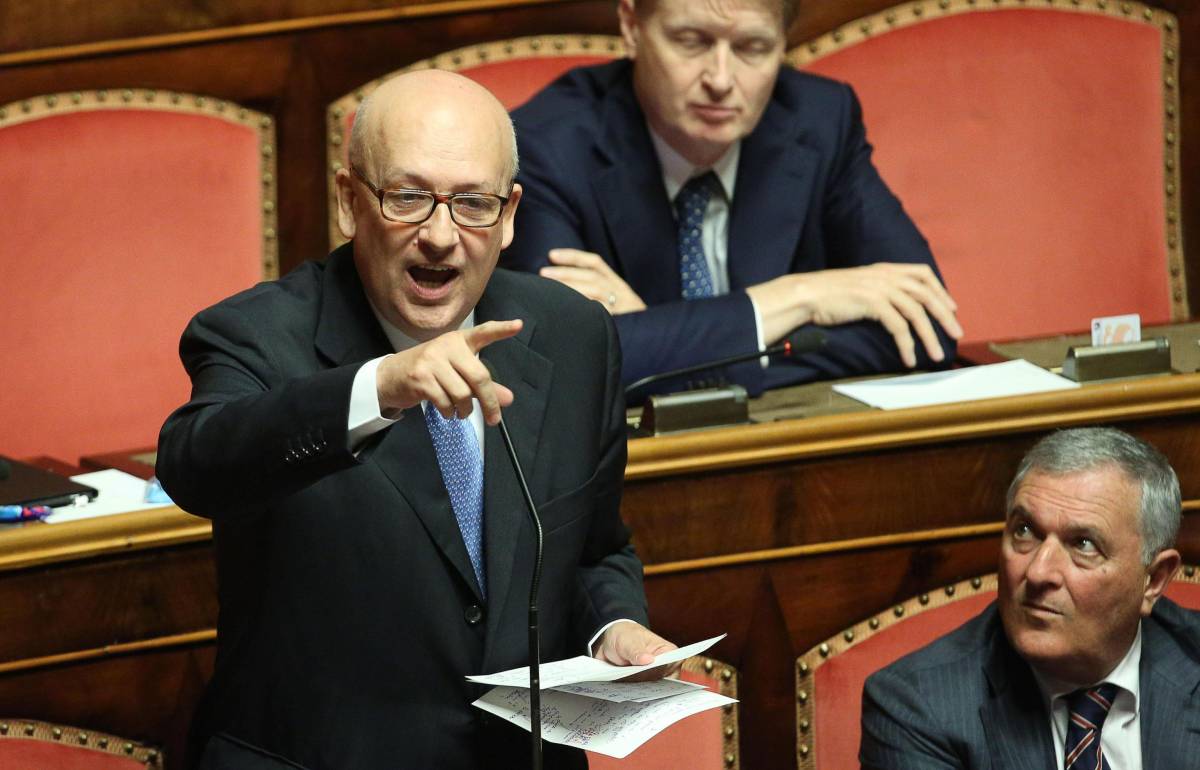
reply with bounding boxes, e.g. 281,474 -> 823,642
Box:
727,96 -> 819,290
475,278 -> 553,653
980,632 -> 1057,770
313,243 -> 394,367
592,75 -> 680,303
1140,607 -> 1200,765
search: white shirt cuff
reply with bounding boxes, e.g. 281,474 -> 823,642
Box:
587,618 -> 638,657
746,293 -> 769,368
348,356 -> 401,451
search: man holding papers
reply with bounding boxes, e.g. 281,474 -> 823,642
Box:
158,71 -> 674,769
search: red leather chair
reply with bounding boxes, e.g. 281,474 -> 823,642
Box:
588,654 -> 740,770
0,719 -> 161,768
325,34 -> 623,249
790,1 -> 1187,346
796,567 -> 1200,769
0,89 -> 277,463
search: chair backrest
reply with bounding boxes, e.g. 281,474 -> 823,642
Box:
0,719 -> 160,768
325,34 -> 624,250
587,654 -> 740,770
797,566 -> 1200,769
0,89 -> 276,463
790,1 -> 1186,345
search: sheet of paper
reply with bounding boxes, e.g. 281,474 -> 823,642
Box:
467,634 -> 725,689
832,359 -> 1078,411
550,677 -> 705,703
43,469 -> 170,523
473,685 -> 736,759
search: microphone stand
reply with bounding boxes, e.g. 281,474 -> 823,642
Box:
495,414 -> 543,770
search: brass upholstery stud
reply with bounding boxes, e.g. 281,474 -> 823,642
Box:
553,39 -> 566,51
869,617 -> 880,629
24,724 -> 34,736
265,228 -> 277,240
264,200 -> 275,212
581,38 -> 592,49
194,95 -> 206,107
170,92 -> 181,104
148,750 -> 160,763
939,0 -> 950,7
799,744 -> 810,757
886,12 -> 897,24
1165,49 -> 1176,63
0,108 -> 6,120
1174,290 -> 1183,302
1142,8 -> 1152,20
99,738 -> 109,748
144,90 -> 155,102
20,100 -> 32,113
260,116 -> 272,128
451,55 -> 463,65
919,593 -> 930,605
721,668 -> 733,681
78,733 -> 89,744
724,725 -> 735,739
799,718 -> 810,732
331,134 -> 342,147
1167,210 -> 1177,223
860,21 -> 872,34
1166,183 -> 1176,196
808,42 -> 819,53
530,39 -> 542,51
71,92 -> 83,104
971,577 -> 982,589
798,660 -> 810,675
797,690 -> 808,704
52,727 -> 63,739
1121,2 -> 1132,14
819,643 -> 830,657
843,629 -> 855,643
705,659 -> 715,673
1186,566 -> 1196,578
1096,0 -> 1107,10
1164,18 -> 1175,31
1166,159 -> 1175,171
263,172 -> 275,185
45,94 -> 58,108
832,30 -> 843,43
1171,266 -> 1181,276
263,144 -> 275,157
894,605 -> 905,617
912,4 -> 924,16
724,752 -> 736,767
332,107 -> 344,119
723,704 -> 733,714
124,742 -> 135,754
122,89 -> 134,102
97,89 -> 108,102
477,49 -> 489,61
216,100 -> 227,113
0,723 -> 7,734
1166,131 -> 1176,145
945,585 -> 956,596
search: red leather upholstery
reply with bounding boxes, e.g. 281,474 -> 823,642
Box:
796,7 -> 1180,344
801,568 -> 1200,769
587,661 -> 735,769
0,97 -> 272,463
0,720 -> 159,768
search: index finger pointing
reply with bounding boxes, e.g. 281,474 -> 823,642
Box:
464,319 -> 523,353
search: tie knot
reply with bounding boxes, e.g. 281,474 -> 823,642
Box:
1067,683 -> 1119,729
674,171 -> 721,216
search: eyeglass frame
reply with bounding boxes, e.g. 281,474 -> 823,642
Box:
349,166 -> 511,228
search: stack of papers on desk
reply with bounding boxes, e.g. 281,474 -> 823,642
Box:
469,634 -> 733,758
833,359 -> 1078,411
44,469 -> 170,523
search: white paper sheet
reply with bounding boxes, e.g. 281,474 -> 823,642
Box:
550,677 -> 705,703
832,359 -> 1078,411
43,469 -> 170,523
473,685 -> 736,759
467,634 -> 725,689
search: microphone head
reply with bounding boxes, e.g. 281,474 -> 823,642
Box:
783,328 -> 827,357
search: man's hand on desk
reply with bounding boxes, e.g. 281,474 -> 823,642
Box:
746,263 -> 964,367
375,320 -> 522,425
539,249 -> 647,315
593,621 -> 682,682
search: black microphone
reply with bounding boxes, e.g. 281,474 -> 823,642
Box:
624,327 -> 827,397
483,362 -> 544,770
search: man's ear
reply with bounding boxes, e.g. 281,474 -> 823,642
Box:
499,183 -> 522,251
617,0 -> 640,60
334,167 -> 358,240
1142,547 -> 1182,616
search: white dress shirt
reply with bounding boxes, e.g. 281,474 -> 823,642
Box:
1034,624 -> 1143,770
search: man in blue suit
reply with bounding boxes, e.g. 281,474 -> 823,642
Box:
861,428 -> 1199,769
505,0 -> 962,396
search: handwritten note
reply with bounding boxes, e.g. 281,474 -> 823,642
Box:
467,634 -> 725,689
473,685 -> 736,758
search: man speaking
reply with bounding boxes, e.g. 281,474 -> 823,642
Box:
158,70 -> 673,769
505,0 -> 962,396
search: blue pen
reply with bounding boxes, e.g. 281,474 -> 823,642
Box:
0,505 -> 52,522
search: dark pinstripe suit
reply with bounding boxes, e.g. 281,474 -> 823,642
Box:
860,599 -> 1200,769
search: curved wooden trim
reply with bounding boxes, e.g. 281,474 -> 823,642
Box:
786,0 -> 1186,321
0,0 -> 569,69
0,629 -> 215,676
325,33 -> 625,250
0,507 -> 211,574
644,522 -> 1004,576
627,372 -> 1200,480
0,88 -> 279,279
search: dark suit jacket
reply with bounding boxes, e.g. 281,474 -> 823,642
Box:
506,59 -> 955,398
860,599 -> 1200,769
157,243 -> 648,770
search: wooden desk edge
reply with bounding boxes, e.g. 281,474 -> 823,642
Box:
0,506 -> 211,573
628,372 -> 1200,479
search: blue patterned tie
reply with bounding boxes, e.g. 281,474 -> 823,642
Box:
1064,683 -> 1118,770
675,171 -> 720,300
423,403 -> 485,598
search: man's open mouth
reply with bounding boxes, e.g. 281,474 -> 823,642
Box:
409,265 -> 458,289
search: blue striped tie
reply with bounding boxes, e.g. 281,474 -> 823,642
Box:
1064,683 -> 1118,769
674,171 -> 720,300
424,403 -> 485,597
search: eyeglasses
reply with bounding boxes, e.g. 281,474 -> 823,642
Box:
351,166 -> 509,228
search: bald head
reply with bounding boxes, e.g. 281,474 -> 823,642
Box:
348,70 -> 519,189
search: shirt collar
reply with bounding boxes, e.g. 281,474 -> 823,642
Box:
648,125 -> 740,204
368,302 -> 476,354
1033,622 -> 1143,714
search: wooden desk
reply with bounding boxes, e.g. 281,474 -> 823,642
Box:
3,370 -> 1200,768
